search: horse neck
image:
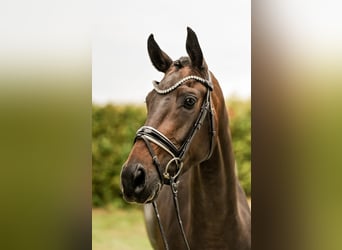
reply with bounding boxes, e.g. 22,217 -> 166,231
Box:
189,97 -> 239,224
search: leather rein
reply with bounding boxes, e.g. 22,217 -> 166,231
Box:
134,75 -> 215,250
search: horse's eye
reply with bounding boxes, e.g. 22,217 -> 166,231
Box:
184,96 -> 197,109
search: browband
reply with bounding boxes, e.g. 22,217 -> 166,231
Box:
153,75 -> 213,95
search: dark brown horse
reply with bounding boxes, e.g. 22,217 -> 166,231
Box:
121,27 -> 251,250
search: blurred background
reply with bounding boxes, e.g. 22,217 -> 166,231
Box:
2,0 -> 342,249
0,1 -> 91,250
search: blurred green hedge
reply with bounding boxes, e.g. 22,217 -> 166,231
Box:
227,98 -> 251,196
92,105 -> 147,207
92,98 -> 250,207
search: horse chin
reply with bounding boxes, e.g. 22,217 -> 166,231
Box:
144,182 -> 162,204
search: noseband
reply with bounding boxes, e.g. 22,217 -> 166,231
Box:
134,74 -> 215,250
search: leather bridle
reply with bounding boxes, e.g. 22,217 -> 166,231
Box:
134,74 -> 216,250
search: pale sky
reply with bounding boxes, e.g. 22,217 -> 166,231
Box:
92,0 -> 251,104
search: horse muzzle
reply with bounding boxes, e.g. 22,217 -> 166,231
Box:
121,162 -> 162,203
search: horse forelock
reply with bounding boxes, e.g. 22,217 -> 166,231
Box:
153,58 -> 210,95
174,56 -> 190,67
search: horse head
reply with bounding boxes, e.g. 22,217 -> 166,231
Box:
121,27 -> 217,203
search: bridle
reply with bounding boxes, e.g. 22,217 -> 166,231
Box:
134,74 -> 216,250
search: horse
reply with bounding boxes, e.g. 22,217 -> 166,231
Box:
121,27 -> 251,250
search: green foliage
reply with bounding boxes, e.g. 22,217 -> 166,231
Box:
92,104 -> 146,207
227,97 -> 251,196
92,207 -> 151,249
92,98 -> 251,207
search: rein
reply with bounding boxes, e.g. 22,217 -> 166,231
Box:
134,75 -> 215,250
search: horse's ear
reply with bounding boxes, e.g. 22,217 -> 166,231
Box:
186,27 -> 205,70
147,34 -> 173,73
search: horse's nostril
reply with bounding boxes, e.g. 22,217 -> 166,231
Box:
133,165 -> 146,193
